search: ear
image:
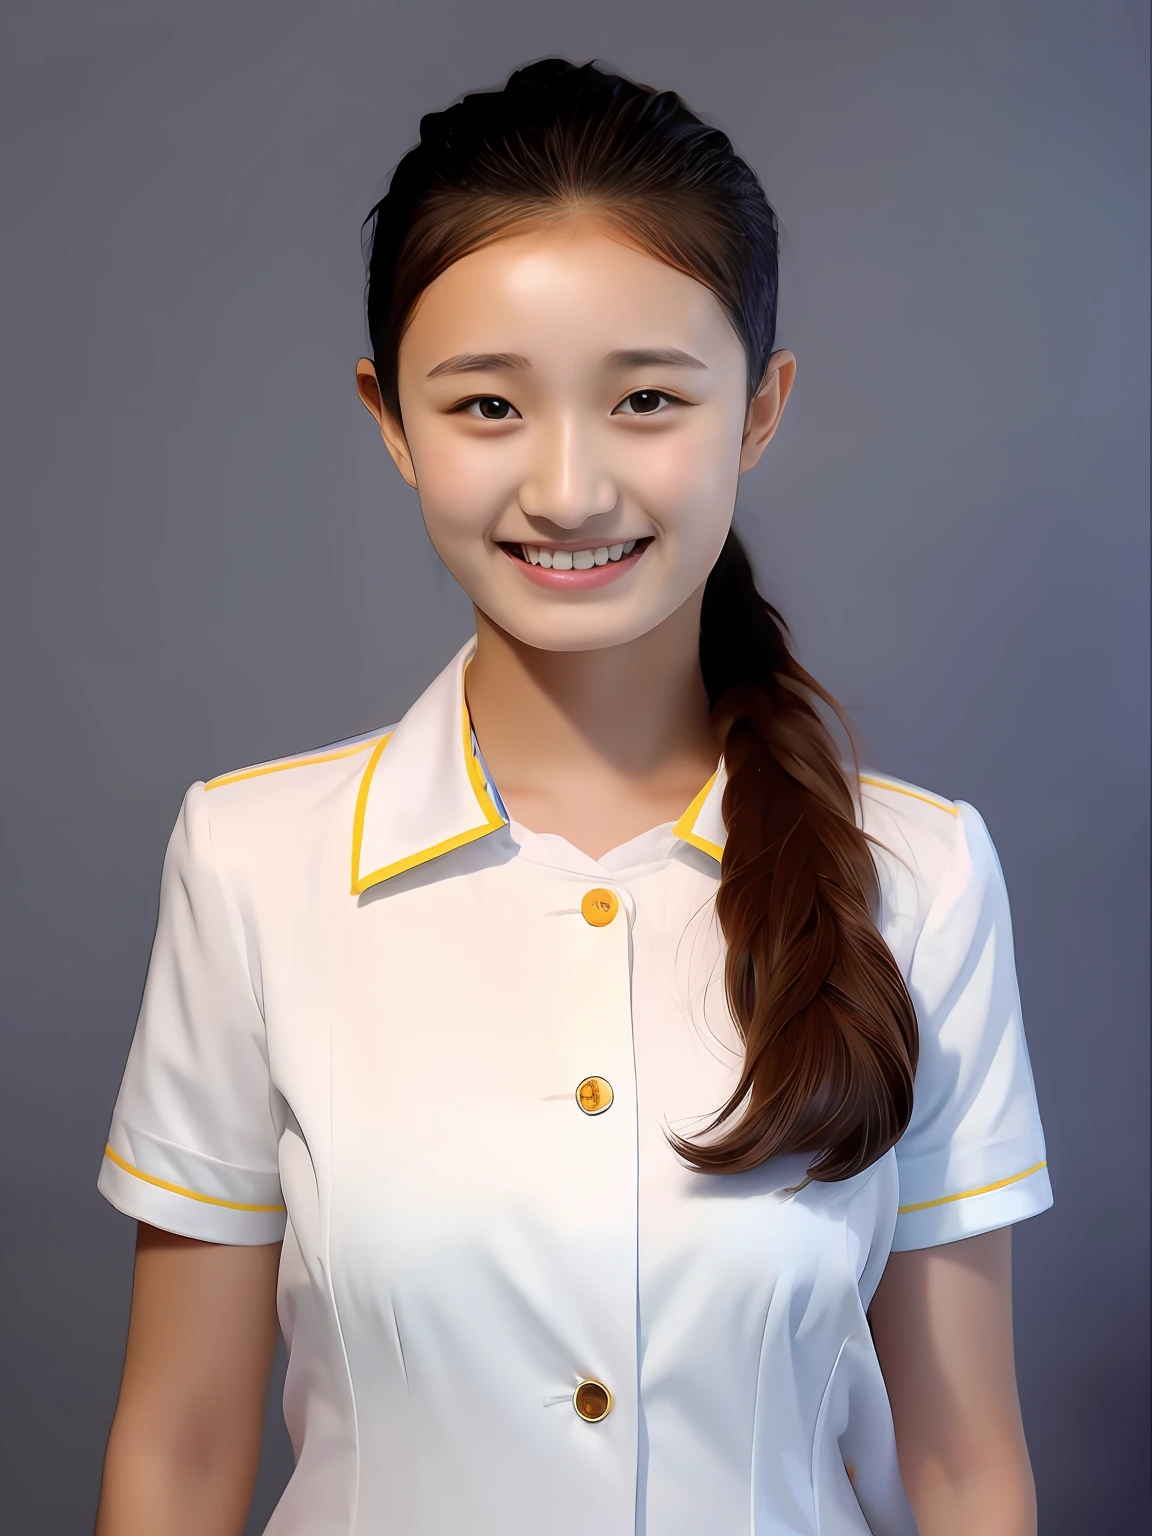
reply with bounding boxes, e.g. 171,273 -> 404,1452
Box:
739,350 -> 797,474
356,357 -> 417,489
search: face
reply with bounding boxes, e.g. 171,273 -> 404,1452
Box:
358,221 -> 794,654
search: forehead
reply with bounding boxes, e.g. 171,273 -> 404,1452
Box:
401,221 -> 742,364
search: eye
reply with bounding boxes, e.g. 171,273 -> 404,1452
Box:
614,389 -> 676,416
459,396 -> 520,420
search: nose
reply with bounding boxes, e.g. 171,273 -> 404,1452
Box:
518,413 -> 617,529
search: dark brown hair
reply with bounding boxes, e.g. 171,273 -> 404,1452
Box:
362,58 -> 917,1182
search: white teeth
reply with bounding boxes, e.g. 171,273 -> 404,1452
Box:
519,539 -> 642,567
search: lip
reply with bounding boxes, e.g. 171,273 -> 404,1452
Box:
500,539 -> 652,590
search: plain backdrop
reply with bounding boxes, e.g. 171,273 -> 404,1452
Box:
1,3 -> 1147,1531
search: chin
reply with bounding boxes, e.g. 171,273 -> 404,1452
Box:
492,609 -> 670,654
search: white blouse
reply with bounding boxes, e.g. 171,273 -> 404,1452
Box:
99,637 -> 1052,1535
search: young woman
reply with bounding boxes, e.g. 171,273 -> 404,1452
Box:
95,59 -> 1052,1536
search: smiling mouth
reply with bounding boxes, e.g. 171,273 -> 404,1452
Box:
502,537 -> 652,570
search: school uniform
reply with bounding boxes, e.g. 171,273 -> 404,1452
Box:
99,636 -> 1052,1535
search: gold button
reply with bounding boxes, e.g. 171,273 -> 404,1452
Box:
573,1379 -> 612,1422
576,1076 -> 614,1115
580,888 -> 619,926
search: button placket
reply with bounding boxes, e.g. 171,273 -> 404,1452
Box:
575,888 -> 626,1120
542,873 -> 636,1463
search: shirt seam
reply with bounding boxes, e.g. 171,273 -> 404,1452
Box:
810,1333 -> 854,1531
110,1120 -> 279,1176
327,1014 -> 361,1533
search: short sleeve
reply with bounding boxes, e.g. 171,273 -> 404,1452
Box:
891,801 -> 1052,1251
97,783 -> 286,1244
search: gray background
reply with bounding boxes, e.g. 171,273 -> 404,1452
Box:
1,2 -> 1147,1531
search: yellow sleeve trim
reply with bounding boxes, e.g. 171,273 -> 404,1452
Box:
859,775 -> 959,817
103,1145 -> 286,1214
897,1159 -> 1047,1214
206,735 -> 386,791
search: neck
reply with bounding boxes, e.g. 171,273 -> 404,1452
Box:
464,597 -> 720,851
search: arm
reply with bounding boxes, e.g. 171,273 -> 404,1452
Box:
869,1227 -> 1035,1536
95,1224 -> 281,1536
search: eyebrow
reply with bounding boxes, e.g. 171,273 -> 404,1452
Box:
426,352 -> 531,378
426,346 -> 709,380
604,348 -> 708,370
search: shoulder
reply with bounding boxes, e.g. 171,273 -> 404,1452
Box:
858,772 -> 961,887
177,726 -> 397,870
202,727 -> 393,803
857,772 -> 1005,960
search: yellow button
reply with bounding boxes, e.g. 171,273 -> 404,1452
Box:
573,1379 -> 612,1422
576,1077 -> 614,1115
580,888 -> 619,926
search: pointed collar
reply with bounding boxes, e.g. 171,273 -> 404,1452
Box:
351,637 -> 727,895
672,763 -> 726,862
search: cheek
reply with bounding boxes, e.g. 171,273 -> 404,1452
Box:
630,416 -> 743,539
407,430 -> 505,547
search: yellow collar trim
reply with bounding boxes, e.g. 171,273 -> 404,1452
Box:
351,673 -> 505,895
348,699 -> 961,898
351,640 -> 730,892
671,768 -> 725,862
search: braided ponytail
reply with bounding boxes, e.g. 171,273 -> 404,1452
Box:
678,530 -> 917,1180
363,58 -> 919,1181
